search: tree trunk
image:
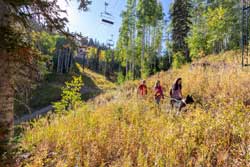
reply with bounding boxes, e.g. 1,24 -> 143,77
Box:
141,24 -> 145,77
0,2 -> 16,160
0,54 -> 14,156
96,48 -> 100,71
57,49 -> 61,73
126,58 -> 129,77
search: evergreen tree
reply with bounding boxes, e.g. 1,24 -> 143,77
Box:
0,0 -> 90,158
171,0 -> 192,61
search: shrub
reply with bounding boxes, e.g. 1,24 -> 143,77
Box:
125,71 -> 134,81
187,26 -> 208,60
172,51 -> 186,69
53,76 -> 83,113
116,72 -> 125,85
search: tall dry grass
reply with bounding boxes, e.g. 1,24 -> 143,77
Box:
19,51 -> 250,166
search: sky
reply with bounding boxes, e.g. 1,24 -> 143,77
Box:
58,0 -> 172,45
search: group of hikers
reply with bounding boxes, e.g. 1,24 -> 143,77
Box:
137,78 -> 183,104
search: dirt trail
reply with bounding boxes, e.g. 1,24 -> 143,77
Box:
15,105 -> 53,124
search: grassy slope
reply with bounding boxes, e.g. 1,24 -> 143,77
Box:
16,64 -> 115,118
19,51 -> 250,166
29,73 -> 73,110
14,72 -> 73,118
75,63 -> 116,100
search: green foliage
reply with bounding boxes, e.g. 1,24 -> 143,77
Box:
125,71 -> 134,81
53,76 -> 83,113
32,31 -> 60,57
188,0 -> 240,57
206,7 -> 229,53
159,54 -> 171,71
172,52 -> 186,69
171,0 -> 192,60
117,72 -> 125,85
187,26 -> 207,60
31,31 -> 71,75
29,73 -> 74,110
116,0 -> 164,79
104,49 -> 113,62
141,62 -> 151,78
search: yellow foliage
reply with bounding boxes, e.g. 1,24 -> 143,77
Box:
99,50 -> 106,61
19,51 -> 250,166
75,63 -> 116,91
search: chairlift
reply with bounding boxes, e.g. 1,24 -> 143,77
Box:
106,34 -> 114,48
101,2 -> 114,25
107,39 -> 114,47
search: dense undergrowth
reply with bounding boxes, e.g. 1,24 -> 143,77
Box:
18,51 -> 250,166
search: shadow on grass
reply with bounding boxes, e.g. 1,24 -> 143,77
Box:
15,61 -> 106,118
14,72 -> 74,118
74,61 -> 103,101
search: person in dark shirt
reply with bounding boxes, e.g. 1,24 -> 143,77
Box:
170,78 -> 183,100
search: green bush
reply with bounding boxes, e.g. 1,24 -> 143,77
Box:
172,52 -> 186,69
53,76 -> 83,113
125,71 -> 134,81
187,26 -> 207,60
117,72 -> 125,85
141,62 -> 150,79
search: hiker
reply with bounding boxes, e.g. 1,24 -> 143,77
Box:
170,78 -> 183,100
137,80 -> 147,97
154,80 -> 164,104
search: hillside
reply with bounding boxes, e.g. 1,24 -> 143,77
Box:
15,63 -> 115,120
17,51 -> 250,166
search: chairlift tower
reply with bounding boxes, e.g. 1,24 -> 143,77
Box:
242,0 -> 250,67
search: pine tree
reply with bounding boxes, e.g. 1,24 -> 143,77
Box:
171,0 -> 192,61
0,0 -> 90,159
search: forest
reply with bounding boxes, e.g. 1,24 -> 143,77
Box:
0,0 -> 249,166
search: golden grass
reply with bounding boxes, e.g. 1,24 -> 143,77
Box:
19,51 -> 250,166
76,63 -> 116,91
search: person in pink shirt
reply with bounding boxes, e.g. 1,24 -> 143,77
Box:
154,80 -> 164,104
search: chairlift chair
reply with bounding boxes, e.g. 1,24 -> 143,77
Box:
106,34 -> 114,48
101,2 -> 114,25
107,39 -> 114,47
